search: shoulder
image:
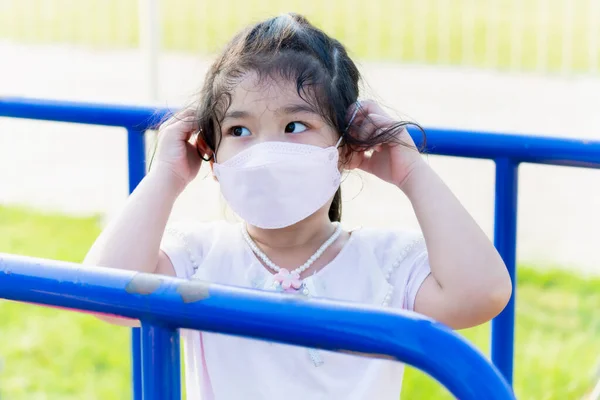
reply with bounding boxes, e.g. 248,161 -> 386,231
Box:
165,219 -> 240,245
351,226 -> 430,310
161,220 -> 241,278
352,226 -> 425,267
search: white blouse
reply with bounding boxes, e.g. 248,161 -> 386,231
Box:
161,221 -> 431,400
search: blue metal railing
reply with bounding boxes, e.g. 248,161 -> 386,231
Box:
0,253 -> 514,399
1,96 -> 599,398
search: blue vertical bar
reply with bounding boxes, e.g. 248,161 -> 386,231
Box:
131,329 -> 142,400
491,158 -> 519,387
127,129 -> 147,193
141,324 -> 181,400
127,128 -> 146,400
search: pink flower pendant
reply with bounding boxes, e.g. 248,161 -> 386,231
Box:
274,269 -> 303,292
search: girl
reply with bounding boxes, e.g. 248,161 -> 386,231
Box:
84,13 -> 512,399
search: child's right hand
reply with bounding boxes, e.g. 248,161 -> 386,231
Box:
151,109 -> 207,192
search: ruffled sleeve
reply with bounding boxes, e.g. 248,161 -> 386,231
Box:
160,223 -> 204,279
366,228 -> 431,312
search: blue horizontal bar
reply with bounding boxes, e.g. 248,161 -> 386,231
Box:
0,97 -> 170,130
0,253 -> 515,400
1,96 -> 599,168
410,126 -> 600,169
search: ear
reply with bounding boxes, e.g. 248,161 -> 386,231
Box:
194,131 -> 218,181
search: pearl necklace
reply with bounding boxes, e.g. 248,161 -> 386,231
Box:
242,222 -> 343,294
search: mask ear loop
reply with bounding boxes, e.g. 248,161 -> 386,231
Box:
195,130 -> 215,162
336,100 -> 361,148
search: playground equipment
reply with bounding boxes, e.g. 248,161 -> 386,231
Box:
1,97 -> 599,399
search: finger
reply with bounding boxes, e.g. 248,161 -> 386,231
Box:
344,101 -> 360,124
346,149 -> 365,169
160,114 -> 199,142
160,107 -> 197,129
353,99 -> 391,120
345,101 -> 369,131
173,108 -> 197,121
355,113 -> 396,142
355,151 -> 374,174
185,141 -> 206,172
160,107 -> 195,128
345,99 -> 397,137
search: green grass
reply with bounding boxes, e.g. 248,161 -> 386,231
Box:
0,205 -> 599,399
0,0 -> 598,73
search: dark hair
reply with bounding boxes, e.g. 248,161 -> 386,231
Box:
194,13 -> 423,222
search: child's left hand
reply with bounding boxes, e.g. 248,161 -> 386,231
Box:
346,100 -> 425,189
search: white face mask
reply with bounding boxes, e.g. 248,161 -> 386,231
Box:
212,102 -> 360,230
212,139 -> 342,229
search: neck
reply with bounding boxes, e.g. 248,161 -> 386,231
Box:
246,212 -> 335,251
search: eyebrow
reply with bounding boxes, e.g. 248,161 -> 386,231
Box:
222,103 -> 319,122
278,103 -> 319,116
223,110 -> 249,121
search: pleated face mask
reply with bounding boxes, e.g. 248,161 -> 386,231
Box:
212,101 -> 360,229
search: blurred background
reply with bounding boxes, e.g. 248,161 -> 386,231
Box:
0,0 -> 599,399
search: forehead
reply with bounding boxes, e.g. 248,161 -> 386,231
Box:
228,72 -> 304,111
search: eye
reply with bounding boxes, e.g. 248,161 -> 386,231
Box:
284,122 -> 308,134
230,126 -> 251,137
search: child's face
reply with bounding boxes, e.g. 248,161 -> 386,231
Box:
215,71 -> 340,163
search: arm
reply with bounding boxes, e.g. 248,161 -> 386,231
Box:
401,163 -> 512,329
82,170 -> 182,326
83,111 -> 203,326
347,100 -> 512,330
83,169 -> 182,277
